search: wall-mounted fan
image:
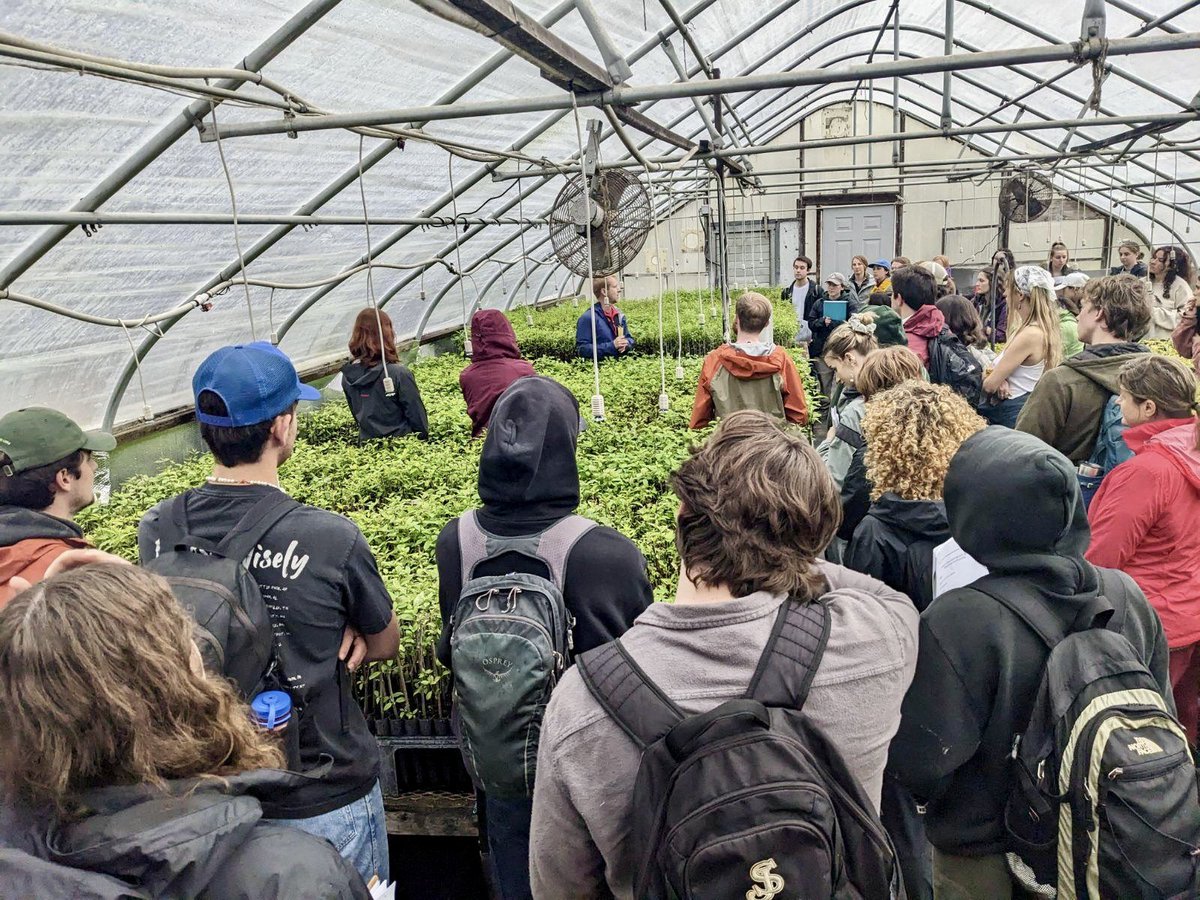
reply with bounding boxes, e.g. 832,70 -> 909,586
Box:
998,176 -> 1053,223
549,120 -> 652,276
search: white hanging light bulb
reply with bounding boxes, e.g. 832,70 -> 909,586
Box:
675,363 -> 685,380
590,393 -> 606,421
658,391 -> 670,414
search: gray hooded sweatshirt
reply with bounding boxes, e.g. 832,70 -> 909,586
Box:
528,562 -> 918,900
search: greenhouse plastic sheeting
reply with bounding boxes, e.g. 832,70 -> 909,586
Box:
3,0 -> 1200,429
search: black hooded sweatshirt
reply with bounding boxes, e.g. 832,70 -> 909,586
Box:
435,376 -> 653,667
340,359 -> 429,442
0,769 -> 369,899
845,493 -> 950,612
887,427 -> 1171,857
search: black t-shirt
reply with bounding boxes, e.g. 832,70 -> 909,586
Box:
138,484 -> 394,818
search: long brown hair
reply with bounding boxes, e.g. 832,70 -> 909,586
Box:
0,565 -> 283,816
348,307 -> 398,366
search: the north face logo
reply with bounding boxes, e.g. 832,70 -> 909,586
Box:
1128,736 -> 1164,757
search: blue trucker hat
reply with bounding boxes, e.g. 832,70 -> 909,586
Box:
871,259 -> 891,270
193,342 -> 321,427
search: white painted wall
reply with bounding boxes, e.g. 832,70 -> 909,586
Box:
619,100 -> 1148,299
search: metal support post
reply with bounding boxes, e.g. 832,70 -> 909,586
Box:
893,2 -> 901,164
941,0 -> 954,130
574,0 -> 634,83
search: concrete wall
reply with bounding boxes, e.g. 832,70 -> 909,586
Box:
619,100 -> 1148,299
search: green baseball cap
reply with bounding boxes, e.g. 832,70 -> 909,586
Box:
0,407 -> 116,476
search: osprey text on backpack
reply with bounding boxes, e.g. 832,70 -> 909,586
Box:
449,510 -> 595,797
929,328 -> 984,408
978,570 -> 1200,899
143,490 -> 304,766
576,597 -> 904,900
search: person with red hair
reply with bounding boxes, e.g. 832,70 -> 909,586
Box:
340,308 -> 429,441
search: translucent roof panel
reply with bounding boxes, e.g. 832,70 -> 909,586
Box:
3,0 -> 1200,429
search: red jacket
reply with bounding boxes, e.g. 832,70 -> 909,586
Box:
902,304 -> 945,369
1086,417 -> 1200,648
460,310 -> 536,436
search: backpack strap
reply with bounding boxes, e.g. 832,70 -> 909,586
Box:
969,571 -> 1117,651
158,492 -> 219,555
746,597 -> 831,710
458,510 -> 596,592
576,639 -> 684,750
214,491 -> 303,564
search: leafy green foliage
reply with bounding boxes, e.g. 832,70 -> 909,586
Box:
80,336 -> 818,719
477,287 -> 799,361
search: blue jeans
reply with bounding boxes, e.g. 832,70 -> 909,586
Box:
282,781 -> 389,886
485,794 -> 534,900
979,394 -> 1029,428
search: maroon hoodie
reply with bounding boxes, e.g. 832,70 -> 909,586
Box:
460,310 -> 536,436
902,303 -> 946,369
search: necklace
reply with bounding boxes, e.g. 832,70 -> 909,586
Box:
206,475 -> 282,490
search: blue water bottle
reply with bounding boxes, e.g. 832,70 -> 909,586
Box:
251,690 -> 292,732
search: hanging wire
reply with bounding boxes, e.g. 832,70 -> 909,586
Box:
571,92 -> 604,421
644,163 -> 669,413
516,170 -> 534,325
208,95 -> 256,340
447,154 -> 473,355
119,321 -> 153,421
359,134 -> 394,392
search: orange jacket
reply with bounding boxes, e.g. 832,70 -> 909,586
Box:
0,536 -> 90,608
690,344 -> 809,429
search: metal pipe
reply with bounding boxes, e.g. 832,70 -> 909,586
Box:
660,36 -> 722,147
1,0 -> 345,291
574,0 -> 634,83
100,0 -> 586,430
502,257 -> 552,311
893,2 -> 900,164
0,212 -> 546,227
941,1 -> 954,129
203,32 -> 1200,139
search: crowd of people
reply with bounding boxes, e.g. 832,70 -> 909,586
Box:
1,238 -> 1199,900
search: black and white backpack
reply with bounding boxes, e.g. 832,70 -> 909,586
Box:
978,570 -> 1200,899
577,597 -> 904,900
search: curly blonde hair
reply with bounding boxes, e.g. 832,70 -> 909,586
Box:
862,382 -> 986,500
0,564 -> 284,816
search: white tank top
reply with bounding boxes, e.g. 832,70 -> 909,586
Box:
998,351 -> 1045,398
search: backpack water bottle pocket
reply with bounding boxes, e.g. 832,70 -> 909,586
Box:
451,615 -> 556,797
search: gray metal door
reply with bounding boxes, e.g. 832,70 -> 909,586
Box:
725,220 -> 774,289
820,203 -> 896,276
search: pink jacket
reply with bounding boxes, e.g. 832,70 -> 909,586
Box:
903,304 -> 946,368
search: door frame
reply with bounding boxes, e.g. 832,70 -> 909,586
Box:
806,193 -> 901,274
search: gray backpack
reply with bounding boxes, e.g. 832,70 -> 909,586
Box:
450,510 -> 595,798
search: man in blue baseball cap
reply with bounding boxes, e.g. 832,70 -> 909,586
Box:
137,343 -> 399,884
868,259 -> 893,305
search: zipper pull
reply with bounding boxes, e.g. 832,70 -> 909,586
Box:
1107,767 -> 1123,780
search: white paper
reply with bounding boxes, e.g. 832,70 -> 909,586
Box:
932,538 -> 988,599
369,881 -> 396,900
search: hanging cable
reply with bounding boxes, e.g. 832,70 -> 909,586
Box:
571,92 -> 604,422
359,135 -> 394,394
447,155 -> 473,356
644,164 -> 669,413
516,170 -> 534,325
208,96 -> 256,340
119,321 -> 153,422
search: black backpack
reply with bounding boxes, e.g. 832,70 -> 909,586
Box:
143,490 -> 298,699
576,598 -> 904,900
928,328 -> 983,407
977,571 -> 1200,899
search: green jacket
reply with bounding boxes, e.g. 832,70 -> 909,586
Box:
1014,343 -> 1149,463
1058,308 -> 1084,359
